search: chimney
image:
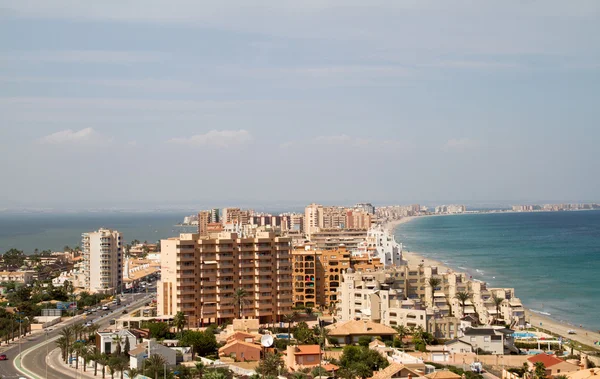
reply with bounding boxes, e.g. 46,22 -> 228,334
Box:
408,374 -> 412,379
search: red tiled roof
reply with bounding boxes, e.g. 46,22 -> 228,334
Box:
527,354 -> 565,368
293,345 -> 321,355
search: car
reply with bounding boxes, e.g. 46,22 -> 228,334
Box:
109,320 -> 116,325
0,354 -> 7,360
85,321 -> 93,327
102,306 -> 109,311
567,329 -> 576,334
122,309 -> 128,314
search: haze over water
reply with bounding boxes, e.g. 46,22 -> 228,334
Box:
395,210 -> 600,331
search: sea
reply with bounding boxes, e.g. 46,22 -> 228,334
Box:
394,210 -> 600,331
0,212 -> 196,253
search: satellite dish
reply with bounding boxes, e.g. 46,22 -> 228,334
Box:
260,334 -> 274,348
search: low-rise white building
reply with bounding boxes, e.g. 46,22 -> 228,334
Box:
459,327 -> 517,355
129,339 -> 177,369
96,330 -> 138,355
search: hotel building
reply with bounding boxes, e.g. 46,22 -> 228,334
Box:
158,231 -> 293,326
81,228 -> 123,294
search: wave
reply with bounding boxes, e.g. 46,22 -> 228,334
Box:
531,309 -> 552,316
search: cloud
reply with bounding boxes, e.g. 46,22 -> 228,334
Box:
443,138 -> 480,151
0,76 -> 193,92
37,127 -> 102,145
168,130 -> 253,148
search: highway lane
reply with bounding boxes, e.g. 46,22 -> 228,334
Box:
0,291 -> 154,379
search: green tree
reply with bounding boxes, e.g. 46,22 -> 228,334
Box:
173,311 -> 186,336
256,352 -> 284,378
145,354 -> 167,379
283,311 -> 298,340
454,291 -> 471,316
304,307 -> 314,317
393,325 -> 408,347
126,368 -> 140,379
203,370 -> 227,379
534,362 -> 547,379
180,330 -> 217,358
89,346 -> 100,376
98,353 -> 110,379
294,322 -> 316,344
109,355 -> 129,379
142,322 -> 171,339
124,337 -> 131,356
232,288 -> 250,319
2,248 -> 26,269
114,334 -> 125,356
59,325 -> 74,363
358,336 -> 371,347
492,294 -> 504,324
428,277 -> 442,290
339,345 -> 388,378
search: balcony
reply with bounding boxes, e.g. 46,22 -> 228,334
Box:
240,277 -> 255,285
202,287 -> 217,295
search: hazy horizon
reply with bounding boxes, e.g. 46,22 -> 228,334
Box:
1,1 -> 599,207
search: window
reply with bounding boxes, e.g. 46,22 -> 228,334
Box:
484,337 -> 490,342
470,337 -> 476,342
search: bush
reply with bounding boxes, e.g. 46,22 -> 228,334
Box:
358,336 -> 372,347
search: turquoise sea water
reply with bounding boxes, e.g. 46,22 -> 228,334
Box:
394,211 -> 600,331
0,212 -> 196,253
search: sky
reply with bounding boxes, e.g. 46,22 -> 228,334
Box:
1,1 -> 599,210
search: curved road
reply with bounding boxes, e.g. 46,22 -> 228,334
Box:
0,292 -> 153,379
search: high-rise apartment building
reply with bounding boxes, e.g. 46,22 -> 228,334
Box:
222,208 -> 251,226
354,203 -> 375,215
198,210 -> 210,237
292,245 -> 382,311
81,228 -> 123,294
158,231 -> 293,326
304,204 -> 372,239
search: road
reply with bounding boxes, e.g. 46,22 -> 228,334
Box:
0,291 -> 154,379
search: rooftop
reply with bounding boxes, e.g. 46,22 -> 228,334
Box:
328,320 -> 397,336
527,354 -> 569,368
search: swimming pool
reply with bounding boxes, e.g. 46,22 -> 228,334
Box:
276,333 -> 293,339
513,332 -> 536,338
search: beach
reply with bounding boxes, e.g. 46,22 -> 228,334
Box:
387,215 -> 600,353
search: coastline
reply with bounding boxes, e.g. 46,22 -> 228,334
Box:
386,215 -> 600,351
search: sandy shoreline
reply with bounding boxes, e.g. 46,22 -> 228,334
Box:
383,216 -> 600,351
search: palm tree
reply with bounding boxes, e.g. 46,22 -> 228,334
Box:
428,277 -> 442,291
203,370 -> 227,379
304,307 -> 314,317
393,325 -> 408,347
86,323 -> 101,341
89,346 -> 100,376
73,341 -> 86,370
98,353 -> 110,379
194,362 -> 205,379
72,323 -> 85,342
145,354 -> 167,379
231,288 -> 250,319
126,368 -> 140,379
60,326 -> 74,363
492,294 -> 505,324
283,311 -> 298,340
454,291 -> 471,317
109,356 -> 128,379
56,336 -> 70,363
113,334 -> 124,356
81,345 -> 91,372
173,311 -> 186,336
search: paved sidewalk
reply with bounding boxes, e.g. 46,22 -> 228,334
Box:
50,347 -> 107,379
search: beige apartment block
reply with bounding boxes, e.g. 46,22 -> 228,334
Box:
292,245 -> 382,312
81,228 -> 123,294
0,270 -> 35,285
308,229 -> 369,250
337,264 -> 525,337
304,204 -> 371,239
158,231 -> 293,327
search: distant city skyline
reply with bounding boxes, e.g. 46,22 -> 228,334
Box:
1,1 -> 599,207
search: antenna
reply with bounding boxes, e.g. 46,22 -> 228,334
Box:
260,334 -> 274,348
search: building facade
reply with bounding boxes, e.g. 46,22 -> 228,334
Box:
82,228 -> 123,294
158,231 -> 293,326
292,245 -> 382,311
